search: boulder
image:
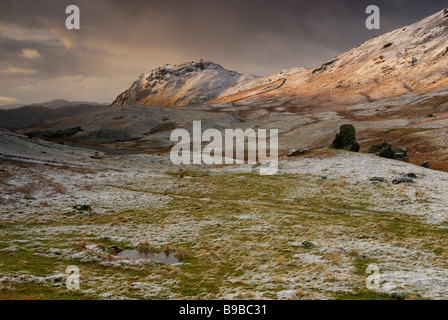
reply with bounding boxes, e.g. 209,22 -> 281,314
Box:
330,124 -> 360,152
393,146 -> 409,162
369,143 -> 409,162
300,240 -> 316,249
420,161 -> 431,169
287,149 -> 310,157
392,177 -> 414,185
369,143 -> 395,159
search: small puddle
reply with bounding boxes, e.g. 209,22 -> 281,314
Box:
116,249 -> 180,264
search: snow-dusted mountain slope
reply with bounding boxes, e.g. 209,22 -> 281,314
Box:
216,7 -> 448,106
113,8 -> 448,109
217,67 -> 306,98
111,61 -> 259,107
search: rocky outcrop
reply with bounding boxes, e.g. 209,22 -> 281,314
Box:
287,149 -> 310,157
26,126 -> 83,139
76,129 -> 142,143
369,143 -> 409,162
369,143 -> 394,159
392,177 -> 414,185
330,125 -> 360,152
393,146 -> 410,162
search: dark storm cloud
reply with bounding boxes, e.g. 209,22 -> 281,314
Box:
0,0 -> 446,104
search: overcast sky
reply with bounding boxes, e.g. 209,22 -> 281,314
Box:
0,0 -> 446,106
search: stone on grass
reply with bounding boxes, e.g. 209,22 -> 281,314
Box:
420,161 -> 431,169
392,177 -> 414,185
287,149 -> 310,157
369,143 -> 395,159
369,143 -> 409,162
330,124 -> 360,152
300,240 -> 316,249
393,146 -> 410,162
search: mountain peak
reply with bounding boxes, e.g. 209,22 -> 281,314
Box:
111,8 -> 448,109
111,60 -> 258,107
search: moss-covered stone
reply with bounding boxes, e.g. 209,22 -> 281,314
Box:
330,125 -> 360,152
369,143 -> 395,159
369,143 -> 409,162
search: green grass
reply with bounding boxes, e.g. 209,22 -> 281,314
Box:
0,283 -> 90,300
1,168 -> 446,300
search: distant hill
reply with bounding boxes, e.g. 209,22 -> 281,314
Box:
27,99 -> 106,110
0,99 -> 108,110
0,103 -> 25,110
0,103 -> 108,130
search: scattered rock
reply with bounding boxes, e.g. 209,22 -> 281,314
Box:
73,205 -> 92,213
405,173 -> 417,179
369,143 -> 409,162
420,161 -> 431,169
330,124 -> 360,152
369,143 -> 395,159
291,240 -> 316,249
392,177 -> 414,185
300,240 -> 316,249
393,146 -> 410,162
427,114 -> 435,118
369,177 -> 385,183
287,149 -> 310,157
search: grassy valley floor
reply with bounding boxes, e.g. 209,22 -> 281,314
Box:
1,150 -> 448,300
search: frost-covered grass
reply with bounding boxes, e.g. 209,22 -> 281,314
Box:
1,153 -> 448,300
